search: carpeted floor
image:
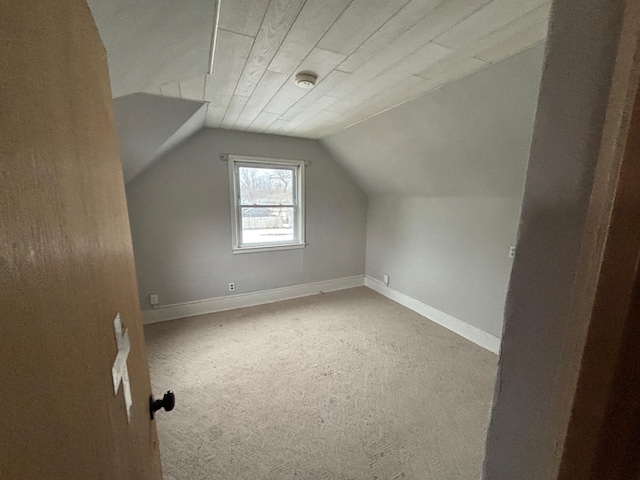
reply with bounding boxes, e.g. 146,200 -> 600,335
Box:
144,287 -> 497,480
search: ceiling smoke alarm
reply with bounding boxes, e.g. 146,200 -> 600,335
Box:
295,72 -> 318,89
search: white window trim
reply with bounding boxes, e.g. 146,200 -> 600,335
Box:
228,155 -> 306,254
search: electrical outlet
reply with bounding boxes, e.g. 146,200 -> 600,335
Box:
509,245 -> 516,258
149,294 -> 159,306
228,282 -> 235,292
383,274 -> 389,286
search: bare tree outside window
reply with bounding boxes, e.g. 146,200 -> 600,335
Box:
239,167 -> 293,205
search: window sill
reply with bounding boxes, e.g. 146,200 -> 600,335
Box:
232,243 -> 307,255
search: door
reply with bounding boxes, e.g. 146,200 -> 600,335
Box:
0,1 -> 164,478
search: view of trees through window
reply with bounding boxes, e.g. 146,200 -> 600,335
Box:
238,165 -> 296,245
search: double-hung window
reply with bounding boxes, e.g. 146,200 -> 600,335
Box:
229,155 -> 305,253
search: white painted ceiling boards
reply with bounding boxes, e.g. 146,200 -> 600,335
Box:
87,0 -> 216,98
90,0 -> 551,139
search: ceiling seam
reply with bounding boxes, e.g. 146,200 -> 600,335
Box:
319,0 -> 502,131
204,0 -> 220,126
274,0 -> 447,133
228,0 -> 275,129
233,0 -> 309,130
260,0 -> 355,124
217,27 -> 255,40
288,0 -> 487,137
220,9 -> 261,128
311,0 -> 356,54
303,0 -> 355,53
208,0 -> 222,75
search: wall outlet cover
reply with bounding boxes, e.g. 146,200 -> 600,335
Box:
383,274 -> 389,285
509,245 -> 516,258
149,294 -> 159,306
228,282 -> 235,292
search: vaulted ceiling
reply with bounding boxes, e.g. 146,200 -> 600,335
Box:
322,44 -> 545,197
89,0 -> 550,139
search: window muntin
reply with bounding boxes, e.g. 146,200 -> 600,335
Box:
229,156 -> 305,252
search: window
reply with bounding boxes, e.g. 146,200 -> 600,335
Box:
229,155 -> 305,253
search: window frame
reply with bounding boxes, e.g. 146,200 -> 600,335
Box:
228,155 -> 306,254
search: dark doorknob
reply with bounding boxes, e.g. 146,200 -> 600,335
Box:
150,390 -> 175,419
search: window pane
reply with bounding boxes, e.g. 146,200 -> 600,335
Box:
241,207 -> 295,245
238,166 -> 294,205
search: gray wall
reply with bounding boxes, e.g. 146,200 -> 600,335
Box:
322,45 -> 546,197
113,93 -> 206,183
367,196 -> 522,338
323,46 -> 546,338
126,129 -> 367,309
483,0 -> 626,477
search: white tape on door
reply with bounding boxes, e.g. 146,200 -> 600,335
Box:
112,313 -> 132,422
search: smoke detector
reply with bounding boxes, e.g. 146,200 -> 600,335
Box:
295,72 -> 317,89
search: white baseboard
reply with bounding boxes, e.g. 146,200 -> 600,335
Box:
142,275 -> 365,324
364,276 -> 501,354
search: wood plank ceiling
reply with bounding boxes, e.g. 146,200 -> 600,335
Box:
146,0 -> 551,139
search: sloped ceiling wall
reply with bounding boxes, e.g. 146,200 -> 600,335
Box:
110,43 -> 545,192
87,0 -> 215,98
321,44 -> 546,197
113,94 -> 206,183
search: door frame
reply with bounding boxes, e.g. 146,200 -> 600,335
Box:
557,0 -> 640,476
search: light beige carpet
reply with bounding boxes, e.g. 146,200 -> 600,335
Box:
144,287 -> 497,480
